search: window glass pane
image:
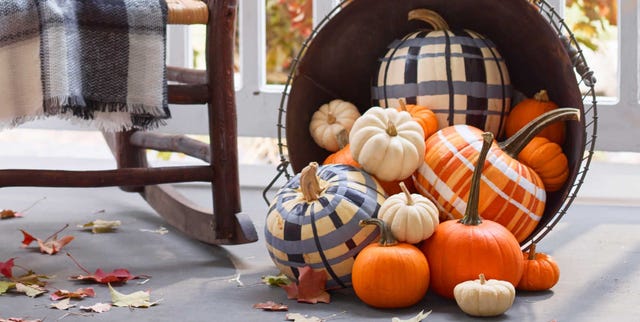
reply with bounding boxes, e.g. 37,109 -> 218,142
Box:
564,0 -> 618,98
189,14 -> 240,72
265,0 -> 313,85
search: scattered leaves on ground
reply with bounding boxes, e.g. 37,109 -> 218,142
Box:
285,313 -> 323,322
281,266 -> 330,304
262,273 -> 292,287
392,310 -> 432,322
15,283 -> 47,298
20,225 -> 74,255
67,253 -> 148,284
79,303 -> 112,313
0,258 -> 15,278
108,284 -> 160,308
50,298 -> 75,311
50,287 -> 95,301
253,301 -> 289,311
139,227 -> 169,235
78,219 -> 121,234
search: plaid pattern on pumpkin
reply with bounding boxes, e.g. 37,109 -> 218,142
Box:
372,29 -> 512,137
413,125 -> 546,242
265,164 -> 386,289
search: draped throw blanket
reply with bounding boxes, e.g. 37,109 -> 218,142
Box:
0,0 -> 170,131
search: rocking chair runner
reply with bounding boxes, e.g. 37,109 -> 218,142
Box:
1,0 -> 258,245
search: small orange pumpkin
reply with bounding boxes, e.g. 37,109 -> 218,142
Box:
421,132 -> 524,299
352,218 -> 430,308
323,130 -> 360,167
518,137 -> 569,192
398,99 -> 439,139
516,243 -> 560,291
505,90 -> 565,144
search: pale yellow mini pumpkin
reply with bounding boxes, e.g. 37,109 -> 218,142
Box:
309,99 -> 361,152
349,106 -> 425,181
454,274 -> 516,317
378,182 -> 439,244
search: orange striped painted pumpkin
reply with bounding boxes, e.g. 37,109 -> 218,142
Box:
413,108 -> 580,242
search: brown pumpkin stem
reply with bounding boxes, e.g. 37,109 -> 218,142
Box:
359,218 -> 398,247
335,129 -> 349,150
399,99 -> 408,112
326,113 -> 336,124
386,120 -> 398,136
399,182 -> 414,205
500,107 -> 580,157
300,162 -> 325,202
533,90 -> 550,102
527,243 -> 538,260
479,273 -> 487,285
408,8 -> 450,31
460,132 -> 493,226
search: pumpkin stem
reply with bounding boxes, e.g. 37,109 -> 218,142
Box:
300,162 -> 325,202
460,132 -> 493,226
399,99 -> 408,112
400,182 -> 414,205
359,218 -> 398,247
336,129 -> 349,150
527,243 -> 538,260
408,8 -> 450,31
533,90 -> 550,102
386,120 -> 398,136
500,107 -> 580,157
327,112 -> 336,124
479,273 -> 487,285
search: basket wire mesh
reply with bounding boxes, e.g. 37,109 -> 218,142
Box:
263,0 -> 598,249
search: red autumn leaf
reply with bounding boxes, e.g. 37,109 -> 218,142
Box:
253,301 -> 289,311
50,287 -> 96,301
20,225 -> 74,255
0,258 -> 15,278
281,266 -> 330,304
67,253 -> 148,284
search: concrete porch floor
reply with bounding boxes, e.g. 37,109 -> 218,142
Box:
0,155 -> 639,322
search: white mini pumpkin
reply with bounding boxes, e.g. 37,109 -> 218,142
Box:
349,106 -> 425,181
309,99 -> 361,152
454,274 -> 516,317
378,182 -> 439,244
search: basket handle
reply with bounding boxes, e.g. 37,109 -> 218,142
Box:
560,35 -> 597,87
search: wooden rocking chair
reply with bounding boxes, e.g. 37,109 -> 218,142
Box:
1,0 -> 258,245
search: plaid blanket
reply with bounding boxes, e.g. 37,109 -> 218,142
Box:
0,0 -> 169,131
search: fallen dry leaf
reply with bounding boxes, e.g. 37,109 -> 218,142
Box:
50,287 -> 95,301
139,226 -> 169,235
79,303 -> 112,313
285,313 -> 323,322
67,253 -> 148,284
20,225 -> 74,255
0,258 -> 15,278
0,318 -> 43,322
50,298 -> 76,311
13,271 -> 51,287
15,283 -> 47,298
392,310 -> 432,322
0,281 -> 16,294
78,219 -> 121,234
281,266 -> 330,304
253,301 -> 289,311
0,210 -> 22,220
108,284 -> 160,308
262,274 -> 292,287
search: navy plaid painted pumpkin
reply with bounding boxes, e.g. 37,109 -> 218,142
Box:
265,162 -> 386,289
371,9 -> 512,137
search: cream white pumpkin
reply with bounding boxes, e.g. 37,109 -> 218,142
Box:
378,182 -> 439,244
309,99 -> 361,152
349,106 -> 425,181
454,274 -> 516,317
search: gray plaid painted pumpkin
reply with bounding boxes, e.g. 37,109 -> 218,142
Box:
265,162 -> 386,289
371,9 -> 512,137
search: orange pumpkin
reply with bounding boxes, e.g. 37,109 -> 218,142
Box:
516,243 -> 560,291
352,218 -> 430,308
518,137 -> 569,192
413,108 -> 580,242
421,132 -> 524,299
398,99 -> 439,139
505,90 -> 565,144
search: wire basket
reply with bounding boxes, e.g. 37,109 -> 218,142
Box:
264,0 -> 598,249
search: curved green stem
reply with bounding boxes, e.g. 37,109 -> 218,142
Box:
499,107 -> 580,157
359,218 -> 398,246
460,132 -> 494,226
